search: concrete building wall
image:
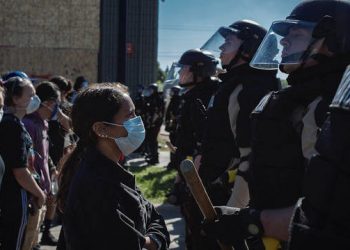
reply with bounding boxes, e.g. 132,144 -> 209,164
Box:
0,0 -> 100,82
125,0 -> 159,95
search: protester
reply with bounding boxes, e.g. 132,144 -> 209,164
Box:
57,83 -> 170,249
67,76 -> 88,103
0,76 -> 46,250
22,81 -> 61,249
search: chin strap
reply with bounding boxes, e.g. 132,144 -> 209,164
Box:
280,38 -> 326,73
223,46 -> 247,71
179,82 -> 196,88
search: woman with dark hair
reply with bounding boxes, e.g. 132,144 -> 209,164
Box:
57,83 -> 169,250
0,76 -> 46,250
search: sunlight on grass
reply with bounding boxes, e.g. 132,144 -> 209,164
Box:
130,165 -> 177,204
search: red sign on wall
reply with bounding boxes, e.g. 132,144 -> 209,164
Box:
127,42 -> 134,56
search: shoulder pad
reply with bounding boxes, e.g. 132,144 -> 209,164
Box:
252,92 -> 274,113
331,66 -> 350,111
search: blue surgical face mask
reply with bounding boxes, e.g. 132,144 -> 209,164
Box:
103,116 -> 145,156
26,95 -> 41,114
42,102 -> 59,120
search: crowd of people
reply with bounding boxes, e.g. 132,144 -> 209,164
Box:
0,73 -> 170,250
1,0 -> 350,249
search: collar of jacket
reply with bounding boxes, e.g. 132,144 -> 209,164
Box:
183,77 -> 219,98
218,63 -> 278,82
286,54 -> 350,102
83,146 -> 136,188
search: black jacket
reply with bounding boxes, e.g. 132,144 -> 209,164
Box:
174,78 -> 219,167
289,64 -> 350,250
199,64 -> 279,183
249,58 -> 347,210
63,147 -> 170,250
142,94 -> 164,129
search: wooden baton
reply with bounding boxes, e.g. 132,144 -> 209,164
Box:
180,159 -> 233,250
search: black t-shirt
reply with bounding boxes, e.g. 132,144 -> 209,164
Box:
0,113 -> 33,204
0,155 -> 4,192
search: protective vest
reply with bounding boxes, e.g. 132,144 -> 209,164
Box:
174,78 -> 219,166
249,59 -> 347,210
289,65 -> 350,250
200,64 -> 279,183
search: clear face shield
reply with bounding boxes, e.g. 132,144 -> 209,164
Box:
201,27 -> 242,67
173,63 -> 194,86
165,62 -> 180,81
250,20 -> 317,70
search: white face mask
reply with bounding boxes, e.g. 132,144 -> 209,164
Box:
26,95 -> 41,114
104,116 -> 145,156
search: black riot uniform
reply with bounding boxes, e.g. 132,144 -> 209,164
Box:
199,1 -> 350,249
142,84 -> 164,165
171,49 -> 220,250
249,59 -> 347,210
164,86 -> 181,170
174,78 -> 219,167
289,66 -> 350,250
248,0 -> 350,212
199,20 -> 280,207
290,65 -> 350,249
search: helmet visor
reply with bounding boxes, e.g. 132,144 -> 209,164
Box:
201,26 -> 240,59
250,20 -> 317,70
164,62 -> 180,81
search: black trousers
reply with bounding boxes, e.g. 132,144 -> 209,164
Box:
145,126 -> 161,161
0,189 -> 28,250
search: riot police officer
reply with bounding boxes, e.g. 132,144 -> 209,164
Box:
173,49 -> 220,168
202,1 -> 350,249
142,83 -> 164,165
198,19 -> 280,208
172,49 -> 220,250
165,85 -> 181,170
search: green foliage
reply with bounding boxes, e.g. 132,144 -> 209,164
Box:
157,62 -> 166,83
130,165 -> 177,204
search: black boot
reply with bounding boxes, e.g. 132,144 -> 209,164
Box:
40,219 -> 58,246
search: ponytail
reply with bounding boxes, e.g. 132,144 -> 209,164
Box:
57,140 -> 86,212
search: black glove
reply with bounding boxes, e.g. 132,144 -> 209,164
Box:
202,206 -> 264,245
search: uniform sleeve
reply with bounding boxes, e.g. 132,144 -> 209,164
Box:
228,84 -> 243,138
174,101 -> 196,165
0,120 -> 28,169
236,85 -> 271,147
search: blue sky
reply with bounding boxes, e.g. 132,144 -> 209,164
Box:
158,0 -> 300,70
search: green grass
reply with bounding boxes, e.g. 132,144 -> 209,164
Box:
130,165 -> 177,204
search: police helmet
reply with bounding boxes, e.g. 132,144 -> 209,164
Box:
219,20 -> 267,58
251,0 -> 350,70
176,49 -> 218,78
142,83 -> 158,97
201,19 -> 267,66
170,85 -> 181,96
